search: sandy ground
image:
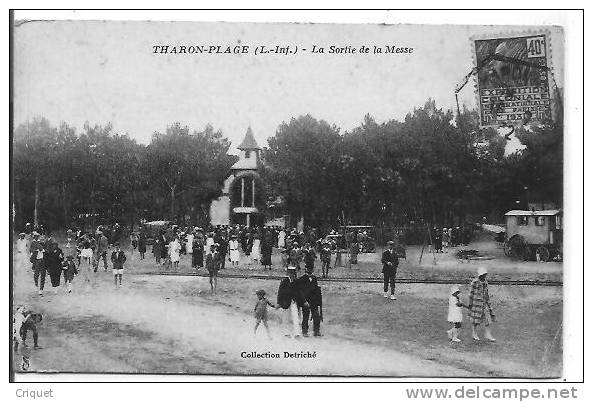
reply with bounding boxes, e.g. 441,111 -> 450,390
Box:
12,268 -> 473,377
11,238 -> 562,379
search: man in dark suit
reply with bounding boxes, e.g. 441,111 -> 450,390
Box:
110,243 -> 127,287
277,266 -> 306,338
381,240 -> 399,300
298,265 -> 323,337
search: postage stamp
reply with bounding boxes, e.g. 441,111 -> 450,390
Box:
472,31 -> 553,127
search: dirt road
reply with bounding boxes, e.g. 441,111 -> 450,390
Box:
13,268 -> 472,377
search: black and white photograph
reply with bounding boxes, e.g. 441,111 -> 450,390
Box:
8,10 -> 582,382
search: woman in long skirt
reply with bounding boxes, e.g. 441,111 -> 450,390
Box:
138,233 -> 147,260
169,238 -> 181,269
229,236 -> 240,266
468,266 -> 496,342
152,238 -> 162,264
261,237 -> 273,269
251,236 -> 261,266
192,236 -> 203,269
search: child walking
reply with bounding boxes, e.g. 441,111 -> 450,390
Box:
446,285 -> 467,343
206,244 -> 219,294
111,243 -> 127,288
254,289 -> 276,339
61,255 -> 78,293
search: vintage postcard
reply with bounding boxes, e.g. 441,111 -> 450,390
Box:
11,15 -> 567,380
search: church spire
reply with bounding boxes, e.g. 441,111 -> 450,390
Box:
237,126 -> 260,150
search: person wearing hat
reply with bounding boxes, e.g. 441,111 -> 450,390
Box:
206,243 -> 219,294
169,236 -> 181,270
216,233 -> 228,271
44,240 -> 64,291
185,229 -> 194,258
110,243 -> 127,288
192,231 -> 204,270
29,232 -> 46,296
297,265 -> 323,337
61,255 -> 78,293
277,228 -> 286,249
138,232 -> 147,260
381,240 -> 400,300
320,240 -> 332,278
16,233 -> 29,270
446,285 -> 468,343
94,230 -> 109,272
468,266 -> 496,342
229,235 -> 240,267
277,265 -> 306,338
251,234 -> 261,266
253,289 -> 277,338
261,231 -> 273,270
302,242 -> 317,273
289,241 -> 303,271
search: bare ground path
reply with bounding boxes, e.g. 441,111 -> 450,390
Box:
13,268 -> 473,377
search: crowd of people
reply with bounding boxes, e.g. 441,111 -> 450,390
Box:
15,224 -> 131,296
14,220 -> 494,343
430,226 -> 472,253
143,223 -> 380,277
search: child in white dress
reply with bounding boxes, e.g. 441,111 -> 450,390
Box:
447,285 -> 468,343
251,237 -> 261,265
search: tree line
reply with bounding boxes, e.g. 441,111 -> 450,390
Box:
262,99 -> 563,228
12,98 -> 563,231
12,119 -> 236,230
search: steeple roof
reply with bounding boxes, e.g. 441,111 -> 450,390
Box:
237,126 -> 261,150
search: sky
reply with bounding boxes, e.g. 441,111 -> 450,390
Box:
13,21 -> 564,152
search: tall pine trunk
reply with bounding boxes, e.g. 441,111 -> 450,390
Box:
61,180 -> 69,227
33,172 -> 39,227
170,185 -> 176,221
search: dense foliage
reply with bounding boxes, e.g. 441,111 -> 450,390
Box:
262,100 -> 563,227
13,119 -> 236,230
12,98 -> 563,230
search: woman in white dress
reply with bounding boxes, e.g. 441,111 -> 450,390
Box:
229,236 -> 240,266
169,238 -> 181,269
185,232 -> 194,255
278,229 -> 286,248
251,236 -> 261,265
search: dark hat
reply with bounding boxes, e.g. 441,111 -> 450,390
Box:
256,289 -> 266,296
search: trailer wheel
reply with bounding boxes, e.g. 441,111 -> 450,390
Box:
504,235 -> 527,260
536,246 -> 551,262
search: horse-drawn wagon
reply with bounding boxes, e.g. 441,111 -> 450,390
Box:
503,209 -> 562,262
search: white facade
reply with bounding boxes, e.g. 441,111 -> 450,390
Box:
209,127 -> 261,227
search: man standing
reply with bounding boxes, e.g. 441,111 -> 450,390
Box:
303,242 -> 317,273
94,231 -> 109,272
29,232 -> 46,296
298,265 -> 323,337
110,243 -> 126,288
289,241 -> 303,271
320,240 -> 332,278
381,240 -> 399,300
277,266 -> 306,338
